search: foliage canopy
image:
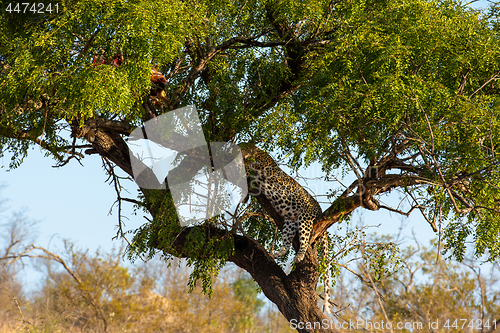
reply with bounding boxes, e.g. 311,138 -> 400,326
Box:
1,0 -> 500,327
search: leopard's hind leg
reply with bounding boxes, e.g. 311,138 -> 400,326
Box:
293,217 -> 313,263
273,219 -> 298,259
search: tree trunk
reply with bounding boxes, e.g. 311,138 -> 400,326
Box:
87,123 -> 347,332
229,230 -> 336,333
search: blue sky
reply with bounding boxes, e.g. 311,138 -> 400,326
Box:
1,143 -> 438,257
1,149 -> 134,250
1,143 -> 442,293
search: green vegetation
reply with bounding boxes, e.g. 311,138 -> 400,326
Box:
1,0 -> 499,329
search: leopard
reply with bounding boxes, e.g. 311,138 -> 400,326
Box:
239,143 -> 323,263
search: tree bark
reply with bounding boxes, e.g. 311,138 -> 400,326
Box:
230,234 -> 334,333
86,127 -> 346,332
169,215 -> 336,332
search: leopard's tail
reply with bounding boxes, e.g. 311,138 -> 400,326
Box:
322,232 -> 331,314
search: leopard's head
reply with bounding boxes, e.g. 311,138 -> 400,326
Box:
238,143 -> 277,171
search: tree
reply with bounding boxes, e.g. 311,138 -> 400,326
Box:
2,241 -> 282,332
329,234 -> 500,332
26,244 -> 268,333
1,0 -> 499,331
0,199 -> 288,332
0,198 -> 33,332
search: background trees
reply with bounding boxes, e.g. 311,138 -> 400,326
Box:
329,234 -> 500,332
2,206 -> 499,332
1,0 -> 500,330
0,206 -> 287,333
